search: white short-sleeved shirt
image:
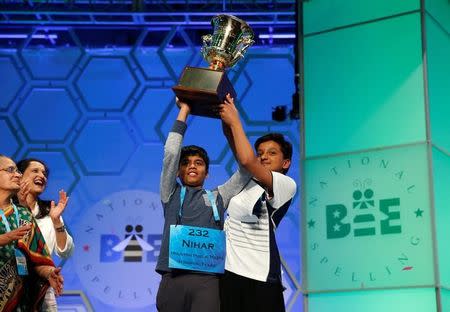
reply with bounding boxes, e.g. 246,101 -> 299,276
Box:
224,172 -> 296,282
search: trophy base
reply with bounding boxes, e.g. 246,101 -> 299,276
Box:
172,66 -> 237,118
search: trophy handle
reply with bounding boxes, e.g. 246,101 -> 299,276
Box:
202,34 -> 213,47
201,34 -> 214,64
230,36 -> 255,67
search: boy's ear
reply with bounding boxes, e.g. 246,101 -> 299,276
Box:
282,159 -> 291,171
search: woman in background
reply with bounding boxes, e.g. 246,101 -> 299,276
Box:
16,158 -> 74,312
0,154 -> 64,312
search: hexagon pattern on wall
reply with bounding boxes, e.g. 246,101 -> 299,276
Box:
15,87 -> 81,143
19,28 -> 83,80
0,27 -> 300,312
72,119 -> 138,175
0,117 -> 22,158
130,87 -> 174,142
0,55 -> 25,111
75,56 -> 139,111
232,50 -> 295,126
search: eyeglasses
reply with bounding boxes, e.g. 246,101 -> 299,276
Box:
0,166 -> 22,175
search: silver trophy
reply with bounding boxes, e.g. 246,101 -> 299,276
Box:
172,14 -> 254,118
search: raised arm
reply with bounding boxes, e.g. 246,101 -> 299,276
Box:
220,114 -> 252,207
219,94 -> 274,191
160,100 -> 190,204
49,190 -> 74,258
222,121 -> 238,158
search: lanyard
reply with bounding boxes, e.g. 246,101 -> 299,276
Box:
0,203 -> 20,232
178,186 -> 220,223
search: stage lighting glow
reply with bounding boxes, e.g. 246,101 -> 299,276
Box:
0,34 -> 58,39
258,33 -> 295,39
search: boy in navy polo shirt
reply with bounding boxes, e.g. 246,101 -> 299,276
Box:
155,100 -> 251,312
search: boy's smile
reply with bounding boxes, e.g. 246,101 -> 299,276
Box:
178,155 -> 208,187
257,140 -> 291,173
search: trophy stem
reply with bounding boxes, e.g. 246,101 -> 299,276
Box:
209,60 -> 225,71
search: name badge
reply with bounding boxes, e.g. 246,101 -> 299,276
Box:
168,225 -> 225,274
15,249 -> 28,276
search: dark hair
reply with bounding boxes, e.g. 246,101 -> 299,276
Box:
254,133 -> 293,173
15,158 -> 51,219
179,145 -> 209,173
254,133 -> 293,160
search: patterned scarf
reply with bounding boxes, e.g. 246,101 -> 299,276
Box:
0,204 -> 54,312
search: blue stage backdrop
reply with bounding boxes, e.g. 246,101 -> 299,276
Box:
0,29 -> 301,312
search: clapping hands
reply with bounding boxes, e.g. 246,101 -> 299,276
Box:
49,190 -> 69,223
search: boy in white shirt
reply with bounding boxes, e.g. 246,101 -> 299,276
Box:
219,94 -> 297,312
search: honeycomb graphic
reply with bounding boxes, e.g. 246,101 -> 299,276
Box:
0,26 -> 301,311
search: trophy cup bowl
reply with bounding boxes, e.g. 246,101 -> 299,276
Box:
172,14 -> 254,118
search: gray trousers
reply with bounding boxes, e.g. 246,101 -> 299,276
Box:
156,272 -> 220,312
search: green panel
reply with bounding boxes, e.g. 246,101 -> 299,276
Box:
426,15 -> 450,153
425,0 -> 450,34
442,288 -> 450,312
304,13 -> 426,157
308,288 -> 437,312
305,144 -> 434,291
303,0 -> 419,35
432,147 -> 450,288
